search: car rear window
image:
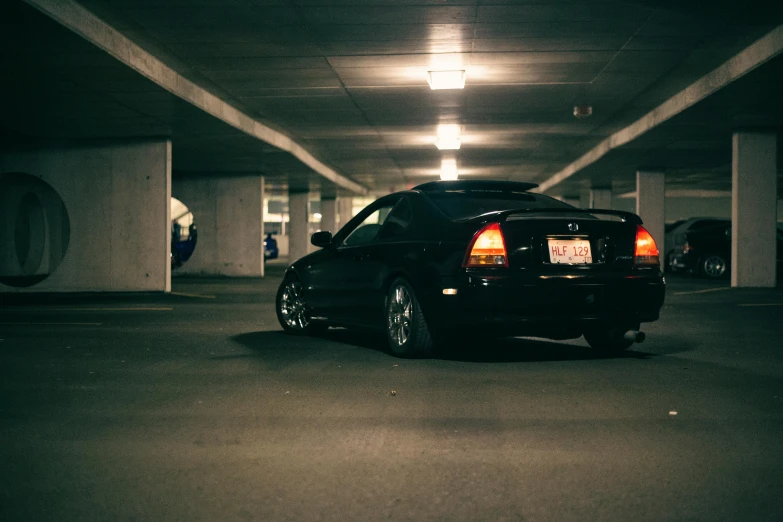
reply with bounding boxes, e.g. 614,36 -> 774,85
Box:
689,219 -> 729,230
424,190 -> 574,220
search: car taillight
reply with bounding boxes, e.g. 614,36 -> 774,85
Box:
634,225 -> 660,266
463,222 -> 508,268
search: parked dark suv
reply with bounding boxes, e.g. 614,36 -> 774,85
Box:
670,223 -> 783,279
664,218 -> 729,272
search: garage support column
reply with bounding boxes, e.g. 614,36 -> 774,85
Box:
0,140 -> 171,293
288,190 -> 310,263
579,193 -> 591,209
172,175 -> 265,277
732,131 -> 777,287
337,197 -> 353,231
636,171 -> 665,266
320,197 -> 337,234
590,188 -> 612,209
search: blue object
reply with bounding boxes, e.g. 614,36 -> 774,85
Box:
264,234 -> 279,260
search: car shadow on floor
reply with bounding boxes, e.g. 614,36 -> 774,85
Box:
231,329 -> 655,364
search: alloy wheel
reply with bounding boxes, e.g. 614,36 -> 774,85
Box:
703,256 -> 726,278
388,285 -> 413,347
279,281 -> 310,330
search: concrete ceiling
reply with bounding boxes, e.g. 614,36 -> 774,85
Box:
1,0 -> 782,197
546,51 -> 783,199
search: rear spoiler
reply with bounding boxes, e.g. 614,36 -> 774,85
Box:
472,207 -> 643,225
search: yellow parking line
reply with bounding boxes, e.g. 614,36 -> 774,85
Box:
170,291 -> 216,299
673,287 -> 732,296
737,303 -> 783,307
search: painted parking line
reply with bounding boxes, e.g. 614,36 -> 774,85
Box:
737,303 -> 783,307
2,307 -> 172,312
0,322 -> 104,326
673,287 -> 732,296
170,291 -> 216,299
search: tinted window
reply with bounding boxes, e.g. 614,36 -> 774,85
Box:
691,223 -> 730,239
378,198 -> 412,239
665,220 -> 686,233
342,205 -> 394,247
690,219 -> 729,231
425,190 -> 572,220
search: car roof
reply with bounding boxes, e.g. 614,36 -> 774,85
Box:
666,217 -> 728,234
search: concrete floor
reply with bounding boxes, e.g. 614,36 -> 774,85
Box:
1,267 -> 782,521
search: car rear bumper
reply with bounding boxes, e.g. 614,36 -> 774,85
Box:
427,272 -> 665,334
670,253 -> 696,273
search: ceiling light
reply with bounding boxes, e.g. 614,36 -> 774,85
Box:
573,105 -> 593,119
440,158 -> 458,180
427,70 -> 466,90
436,124 -> 461,150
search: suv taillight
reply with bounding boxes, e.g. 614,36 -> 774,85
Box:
463,223 -> 508,268
634,224 -> 660,266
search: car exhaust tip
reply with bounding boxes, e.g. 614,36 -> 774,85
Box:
623,330 -> 646,343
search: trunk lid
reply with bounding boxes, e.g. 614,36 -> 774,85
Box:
498,214 -> 638,273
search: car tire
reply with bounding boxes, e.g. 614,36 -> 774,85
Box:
385,278 -> 433,358
276,274 -> 328,336
583,322 -> 638,353
700,254 -> 727,279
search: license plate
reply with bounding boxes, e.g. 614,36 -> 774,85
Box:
548,239 -> 592,264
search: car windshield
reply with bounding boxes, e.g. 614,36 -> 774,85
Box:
425,190 -> 573,220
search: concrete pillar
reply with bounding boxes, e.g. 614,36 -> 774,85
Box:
288,190 -> 309,262
338,197 -> 353,231
0,140 -> 171,293
636,171 -> 665,265
320,197 -> 337,234
590,188 -> 612,209
173,175 -> 265,277
578,193 -> 590,209
732,131 -> 777,287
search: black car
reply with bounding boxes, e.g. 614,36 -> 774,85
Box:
664,218 -> 730,272
276,180 -> 665,357
670,222 -> 783,279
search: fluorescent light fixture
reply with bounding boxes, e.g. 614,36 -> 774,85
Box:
436,124 -> 461,150
427,70 -> 466,90
314,212 -> 322,220
442,288 -> 458,295
440,159 -> 458,180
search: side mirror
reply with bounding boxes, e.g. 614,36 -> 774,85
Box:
311,231 -> 333,248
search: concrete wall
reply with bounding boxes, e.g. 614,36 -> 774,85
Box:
275,235 -> 289,257
0,140 -> 171,292
173,175 -> 264,276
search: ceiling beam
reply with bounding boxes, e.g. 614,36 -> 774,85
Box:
535,24 -> 783,194
23,0 -> 368,196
